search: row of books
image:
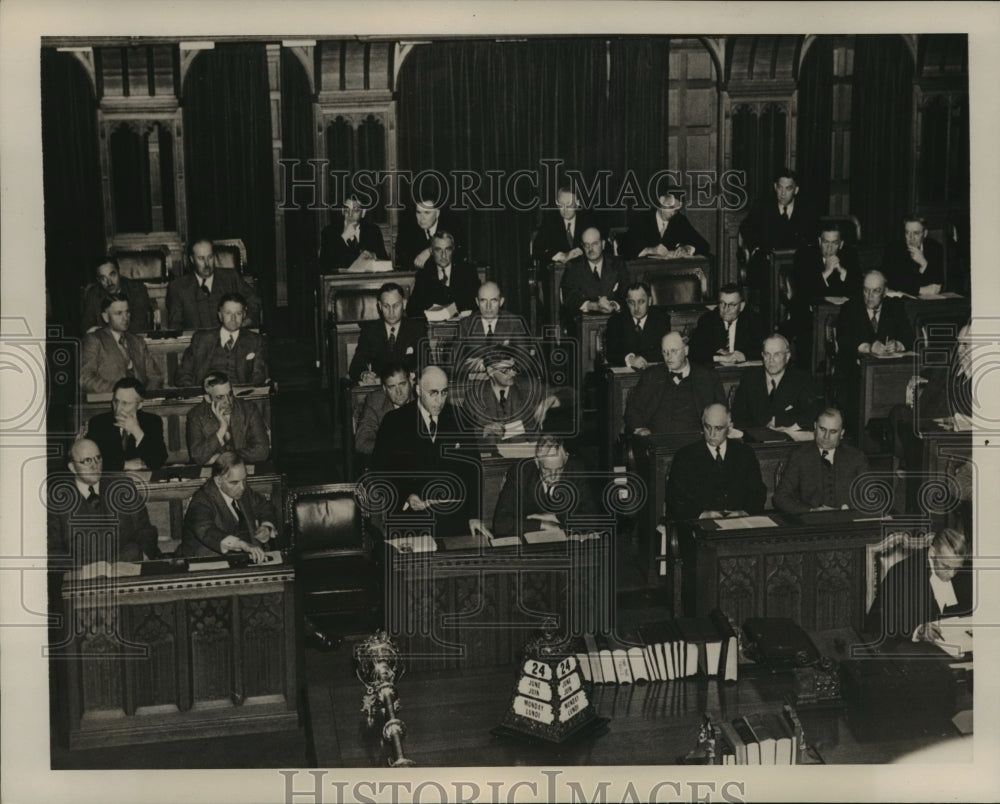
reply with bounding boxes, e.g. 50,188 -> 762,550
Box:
715,706 -> 805,765
576,610 -> 739,685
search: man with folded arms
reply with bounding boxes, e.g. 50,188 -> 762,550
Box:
731,334 -> 817,433
84,377 -> 167,472
319,196 -> 389,272
175,293 -> 268,387
560,227 -> 630,321
167,238 -> 261,330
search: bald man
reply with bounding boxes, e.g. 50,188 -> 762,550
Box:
458,281 -> 531,340
625,331 -> 725,435
664,404 -> 766,522
731,334 -> 817,432
559,227 -> 630,319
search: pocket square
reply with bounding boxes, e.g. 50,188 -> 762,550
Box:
784,404 -> 793,411
245,352 -> 256,360
405,346 -> 414,355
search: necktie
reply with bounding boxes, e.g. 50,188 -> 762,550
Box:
715,446 -> 723,466
768,379 -> 777,401
388,326 -> 396,352
118,334 -> 135,374
724,321 -> 733,351
231,498 -> 242,521
566,222 -> 573,249
635,318 -> 643,333
201,281 -> 211,296
670,371 -> 683,383
87,485 -> 100,508
499,389 -> 507,411
347,235 -> 358,247
440,269 -> 449,286
425,229 -> 432,241
428,417 -> 437,441
821,449 -> 833,468
592,265 -> 600,282
121,427 -> 131,455
871,311 -> 879,332
225,334 -> 235,351
486,323 -> 494,337
782,205 -> 789,220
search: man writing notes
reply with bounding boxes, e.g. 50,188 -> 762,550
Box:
175,293 -> 269,387
80,295 -> 163,394
604,282 -> 671,369
625,331 -> 725,436
533,186 -> 594,266
84,378 -> 167,472
167,238 -> 261,330
464,347 -> 561,440
186,371 -> 270,466
688,283 -> 765,367
731,334 -> 817,433
625,190 -> 711,259
664,404 -> 766,522
882,214 -> 945,297
350,282 -> 425,385
773,408 -> 870,514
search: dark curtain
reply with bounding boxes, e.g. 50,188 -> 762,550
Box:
183,44 -> 276,320
281,47 -> 318,338
110,126 -> 151,233
397,39 -> 610,315
41,48 -> 105,334
797,37 -> 834,215
850,35 -> 913,244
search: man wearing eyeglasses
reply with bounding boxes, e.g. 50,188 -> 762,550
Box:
688,283 -> 765,367
47,438 -> 161,564
467,347 -> 561,440
664,404 -> 766,522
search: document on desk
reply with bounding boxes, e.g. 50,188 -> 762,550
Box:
713,516 -> 778,530
936,616 -> 974,657
387,534 -> 438,553
502,419 -> 526,440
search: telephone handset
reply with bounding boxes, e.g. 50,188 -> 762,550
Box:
742,617 -> 823,671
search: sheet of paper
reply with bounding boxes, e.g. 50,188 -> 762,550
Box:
502,419 -> 526,440
188,560 -> 230,572
713,515 -> 778,530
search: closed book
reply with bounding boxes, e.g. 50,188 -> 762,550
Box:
766,712 -> 794,765
743,713 -> 776,765
637,622 -> 673,681
626,646 -> 650,683
719,721 -> 747,765
594,633 -> 617,685
675,618 -> 703,677
710,609 -> 739,682
605,635 -> 633,685
583,633 -> 604,683
782,704 -> 805,764
665,620 -> 684,681
694,615 -> 724,677
732,717 -> 760,764
572,636 -> 592,683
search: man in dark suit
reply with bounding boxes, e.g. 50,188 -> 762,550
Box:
865,528 -> 972,643
773,408 -> 870,514
80,256 -> 152,334
80,295 -> 163,394
179,451 -> 280,563
739,168 -> 817,261
47,438 -> 160,562
354,363 -> 414,457
394,198 -> 464,270
664,403 -> 767,522
371,365 -> 479,534
175,293 -> 269,387
349,282 -> 425,384
731,334 -> 817,432
84,377 -> 167,472
625,331 -> 726,436
319,196 -> 389,272
882,214 -> 946,297
604,282 -> 672,369
492,435 -> 602,539
533,186 -> 594,266
186,372 -> 270,466
625,191 -> 711,259
560,227 -> 630,325
405,231 -> 480,318
167,238 -> 262,330
458,281 -> 531,340
688,283 -> 765,367
792,223 -> 861,302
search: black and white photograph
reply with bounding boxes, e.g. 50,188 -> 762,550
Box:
2,2 -> 999,802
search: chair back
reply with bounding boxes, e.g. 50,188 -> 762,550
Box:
648,273 -> 702,306
111,245 -> 169,281
286,483 -> 373,558
865,530 -> 933,613
212,238 -> 248,273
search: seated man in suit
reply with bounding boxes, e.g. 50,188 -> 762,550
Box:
318,196 -> 388,272
175,293 -> 269,387
186,371 -> 270,466
458,280 -> 530,340
349,281 -> 425,385
664,403 -> 766,522
405,231 -> 480,318
883,214 -> 945,298
371,365 -> 479,535
625,331 -> 725,436
354,362 -> 414,457
533,186 -> 594,265
81,255 -> 152,334
865,527 -> 972,643
492,435 -> 601,539
625,190 -> 711,259
792,223 -> 861,302
604,282 -> 671,369
560,227 -> 630,324
773,408 -> 870,514
47,437 -> 160,562
394,197 -> 463,270
731,334 -> 817,433
179,451 -> 280,564
84,377 -> 167,472
688,283 -> 765,367
463,347 -> 561,440
167,238 -> 262,330
80,295 -> 163,394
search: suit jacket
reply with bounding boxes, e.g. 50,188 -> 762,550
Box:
773,442 -> 870,514
461,377 -> 545,433
864,548 -> 972,641
166,269 -> 262,331
371,400 -> 479,532
882,238 -> 945,296
80,328 -> 163,394
739,196 -> 817,255
348,316 -> 425,383
624,210 -> 711,258
186,397 -> 270,465
492,456 -> 600,539
731,366 -> 817,430
560,255 -> 630,314
47,473 -> 159,561
604,307 -> 672,367
319,217 -> 388,272
355,389 -> 402,456
664,438 -> 766,522
405,260 -> 480,318
458,310 -> 531,340
394,211 -> 465,269
179,477 -> 280,557
80,275 -> 152,334
85,410 -> 168,472
532,211 -> 596,265
175,328 -> 269,387
792,244 -> 862,302
835,297 -> 915,376
688,308 -> 766,366
625,363 -> 725,434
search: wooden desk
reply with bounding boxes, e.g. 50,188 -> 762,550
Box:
77,384 -> 274,466
574,311 -> 611,374
676,513 -> 885,633
857,353 -> 915,434
54,558 -> 300,749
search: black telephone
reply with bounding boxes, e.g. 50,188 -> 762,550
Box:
742,617 -> 821,671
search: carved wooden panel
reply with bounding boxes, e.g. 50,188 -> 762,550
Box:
717,555 -> 759,629
241,593 -> 286,699
128,602 -> 179,711
187,597 -> 234,705
764,552 -> 803,624
813,549 -> 855,631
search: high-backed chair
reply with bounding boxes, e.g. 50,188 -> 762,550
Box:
865,530 -> 933,615
110,244 -> 169,282
212,238 -> 249,274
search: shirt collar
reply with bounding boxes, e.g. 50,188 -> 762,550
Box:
819,447 -> 837,462
481,317 -> 498,334
75,479 -> 99,497
589,258 -> 603,272
927,553 -> 959,610
384,321 -> 398,337
199,275 -> 214,292
671,362 -> 691,379
220,327 -> 240,346
780,200 -> 795,215
706,440 -> 727,460
417,401 -> 436,429
767,370 -> 785,388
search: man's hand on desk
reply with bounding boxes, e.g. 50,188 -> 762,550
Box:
633,427 -> 652,437
358,369 -> 379,386
527,512 -> 561,529
918,283 -> 942,297
220,536 -> 266,564
482,422 -> 505,440
699,510 -> 724,519
914,621 -> 943,642
714,350 -> 746,365
405,493 -> 430,512
123,458 -> 147,471
596,296 -> 618,314
626,354 -> 649,370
